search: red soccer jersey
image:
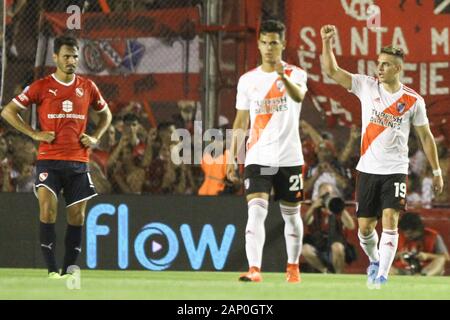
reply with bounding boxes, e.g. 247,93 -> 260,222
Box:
13,74 -> 107,162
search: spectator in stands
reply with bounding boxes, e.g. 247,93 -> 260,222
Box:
111,144 -> 145,194
172,100 -> 197,134
338,125 -> 360,168
303,140 -> 351,200
91,124 -> 117,173
88,160 -> 112,194
143,121 -> 196,194
111,114 -> 124,138
13,161 -> 34,192
198,129 -> 230,196
301,120 -> 354,200
302,183 -> 356,273
0,135 -> 14,192
9,136 -> 36,192
141,121 -> 174,162
107,113 -> 146,173
391,212 -> 449,276
409,132 -> 427,177
406,172 -> 423,208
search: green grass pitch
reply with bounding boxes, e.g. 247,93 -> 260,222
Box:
0,268 -> 449,300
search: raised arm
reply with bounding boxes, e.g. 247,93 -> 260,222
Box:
321,25 -> 353,90
275,62 -> 307,102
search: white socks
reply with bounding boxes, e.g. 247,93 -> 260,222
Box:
280,204 -> 303,264
245,198 -> 269,268
358,229 -> 379,263
358,228 -> 399,279
377,229 -> 398,279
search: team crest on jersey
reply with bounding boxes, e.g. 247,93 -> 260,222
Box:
276,80 -> 285,92
39,172 -> 48,182
397,102 -> 406,113
75,88 -> 84,97
62,100 -> 73,113
244,178 -> 250,190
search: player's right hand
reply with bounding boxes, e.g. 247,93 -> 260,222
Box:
321,25 -> 336,41
32,131 -> 55,143
226,163 -> 239,184
432,175 -> 444,194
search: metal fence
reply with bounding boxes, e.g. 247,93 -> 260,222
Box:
0,0 -> 261,195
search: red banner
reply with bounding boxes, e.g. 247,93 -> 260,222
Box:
285,0 -> 450,142
37,9 -> 201,103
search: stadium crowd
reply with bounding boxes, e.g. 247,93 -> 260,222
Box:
0,102 -> 448,205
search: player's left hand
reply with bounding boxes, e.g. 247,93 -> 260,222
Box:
275,61 -> 285,78
432,175 -> 444,194
80,133 -> 98,148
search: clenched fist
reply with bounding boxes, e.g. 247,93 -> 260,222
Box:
321,25 -> 337,41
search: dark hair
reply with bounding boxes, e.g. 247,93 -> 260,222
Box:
123,113 -> 139,124
260,20 -> 285,39
53,35 -> 79,54
399,212 -> 424,232
380,46 -> 404,60
157,121 -> 175,131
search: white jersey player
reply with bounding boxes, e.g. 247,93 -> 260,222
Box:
227,20 -> 308,283
321,25 -> 443,288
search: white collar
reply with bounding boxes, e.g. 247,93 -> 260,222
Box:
51,73 -> 76,86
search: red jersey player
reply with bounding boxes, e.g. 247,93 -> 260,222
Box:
1,35 -> 112,279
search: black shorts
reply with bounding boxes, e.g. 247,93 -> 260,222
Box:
243,164 -> 304,202
34,160 -> 97,207
356,172 -> 407,219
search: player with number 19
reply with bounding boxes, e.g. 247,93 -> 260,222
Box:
321,24 -> 443,288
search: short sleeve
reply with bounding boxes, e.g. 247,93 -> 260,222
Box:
235,76 -> 250,110
412,97 -> 429,127
290,68 -> 308,92
349,74 -> 371,98
12,83 -> 40,110
89,80 -> 108,112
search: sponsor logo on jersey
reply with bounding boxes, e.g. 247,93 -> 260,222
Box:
369,109 -> 403,129
255,96 -> 288,114
47,114 -> 86,120
48,89 -> 58,96
244,178 -> 250,190
62,100 -> 73,113
76,88 -> 84,97
39,172 -> 48,182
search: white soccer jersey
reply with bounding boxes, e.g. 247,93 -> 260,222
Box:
235,62 -> 308,167
350,74 -> 429,175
